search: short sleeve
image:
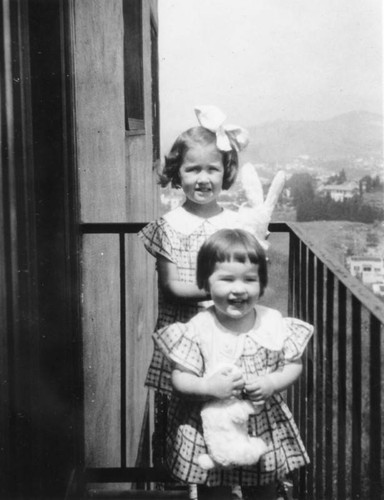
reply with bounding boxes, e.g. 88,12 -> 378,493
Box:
281,318 -> 314,363
152,322 -> 204,376
137,219 -> 175,262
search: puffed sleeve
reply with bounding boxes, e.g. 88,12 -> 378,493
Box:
152,322 -> 204,376
137,219 -> 175,262
280,318 -> 314,363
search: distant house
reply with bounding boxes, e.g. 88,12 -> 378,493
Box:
319,181 -> 359,202
346,255 -> 384,286
372,283 -> 384,297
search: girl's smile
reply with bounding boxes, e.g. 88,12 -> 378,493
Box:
208,260 -> 260,332
179,143 -> 224,213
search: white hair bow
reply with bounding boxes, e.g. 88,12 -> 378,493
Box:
195,105 -> 249,152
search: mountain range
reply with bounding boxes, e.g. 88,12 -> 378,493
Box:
242,111 -> 383,163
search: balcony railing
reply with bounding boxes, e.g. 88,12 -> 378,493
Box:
286,222 -> 383,500
79,221 -> 384,500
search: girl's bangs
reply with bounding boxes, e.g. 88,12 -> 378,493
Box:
217,242 -> 260,265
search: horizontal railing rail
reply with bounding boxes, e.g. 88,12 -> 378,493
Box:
79,221 -> 383,499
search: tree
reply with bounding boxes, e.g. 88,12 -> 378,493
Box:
287,173 -> 315,207
338,168 -> 347,184
366,231 -> 379,248
326,168 -> 347,185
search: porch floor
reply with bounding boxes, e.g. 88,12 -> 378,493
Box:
86,491 -> 188,499
84,486 -> 292,499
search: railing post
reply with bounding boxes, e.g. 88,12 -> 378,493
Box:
337,282 -> 347,500
324,270 -> 334,499
351,296 -> 362,500
306,250 -> 315,496
315,260 -> 324,500
369,314 -> 381,500
299,241 -> 308,498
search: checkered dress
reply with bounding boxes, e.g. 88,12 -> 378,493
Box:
153,307 -> 313,486
138,206 -> 240,394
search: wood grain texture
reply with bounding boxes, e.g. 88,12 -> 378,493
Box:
83,234 -> 121,466
73,0 -> 126,223
125,236 -> 157,466
74,0 -> 160,470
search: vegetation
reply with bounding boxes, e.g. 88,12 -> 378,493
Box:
296,195 -> 384,223
286,173 -> 384,223
326,167 -> 347,184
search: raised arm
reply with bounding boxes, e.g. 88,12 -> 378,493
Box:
157,255 -> 210,302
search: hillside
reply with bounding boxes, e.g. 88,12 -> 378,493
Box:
291,220 -> 384,265
242,111 -> 383,163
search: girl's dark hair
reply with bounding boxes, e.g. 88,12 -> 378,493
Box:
159,126 -> 239,190
196,229 -> 268,297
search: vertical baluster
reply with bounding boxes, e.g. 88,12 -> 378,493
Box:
337,283 -> 347,500
307,249 -> 315,322
315,260 -> 324,500
324,271 -> 334,499
293,234 -> 301,428
294,234 -> 301,318
288,232 -> 295,317
300,241 -> 308,320
306,250 -> 315,496
369,314 -> 381,499
119,232 -> 126,468
291,234 -> 301,500
287,233 -> 295,411
299,242 -> 308,498
296,239 -> 302,430
351,296 -> 361,500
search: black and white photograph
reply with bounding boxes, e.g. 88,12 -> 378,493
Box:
1,1 -> 383,499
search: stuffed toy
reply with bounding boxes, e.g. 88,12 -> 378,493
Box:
237,163 -> 286,250
197,364 -> 267,470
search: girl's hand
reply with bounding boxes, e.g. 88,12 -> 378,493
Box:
245,361 -> 303,402
245,375 -> 275,403
205,367 -> 245,399
171,365 -> 244,400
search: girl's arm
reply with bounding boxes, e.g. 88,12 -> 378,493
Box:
172,364 -> 245,399
157,255 -> 210,301
245,359 -> 303,403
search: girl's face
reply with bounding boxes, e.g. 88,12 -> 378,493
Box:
179,143 -> 224,208
208,259 -> 261,331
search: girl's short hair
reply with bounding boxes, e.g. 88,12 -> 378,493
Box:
196,228 -> 268,296
159,126 -> 239,190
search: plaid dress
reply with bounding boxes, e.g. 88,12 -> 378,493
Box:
138,206 -> 241,394
153,305 -> 313,486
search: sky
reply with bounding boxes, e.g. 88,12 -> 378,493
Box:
158,0 -> 383,152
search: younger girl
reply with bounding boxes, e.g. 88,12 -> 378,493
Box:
153,229 -> 314,500
138,106 -> 249,470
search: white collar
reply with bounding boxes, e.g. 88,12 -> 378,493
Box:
207,305 -> 286,352
163,205 -> 238,235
